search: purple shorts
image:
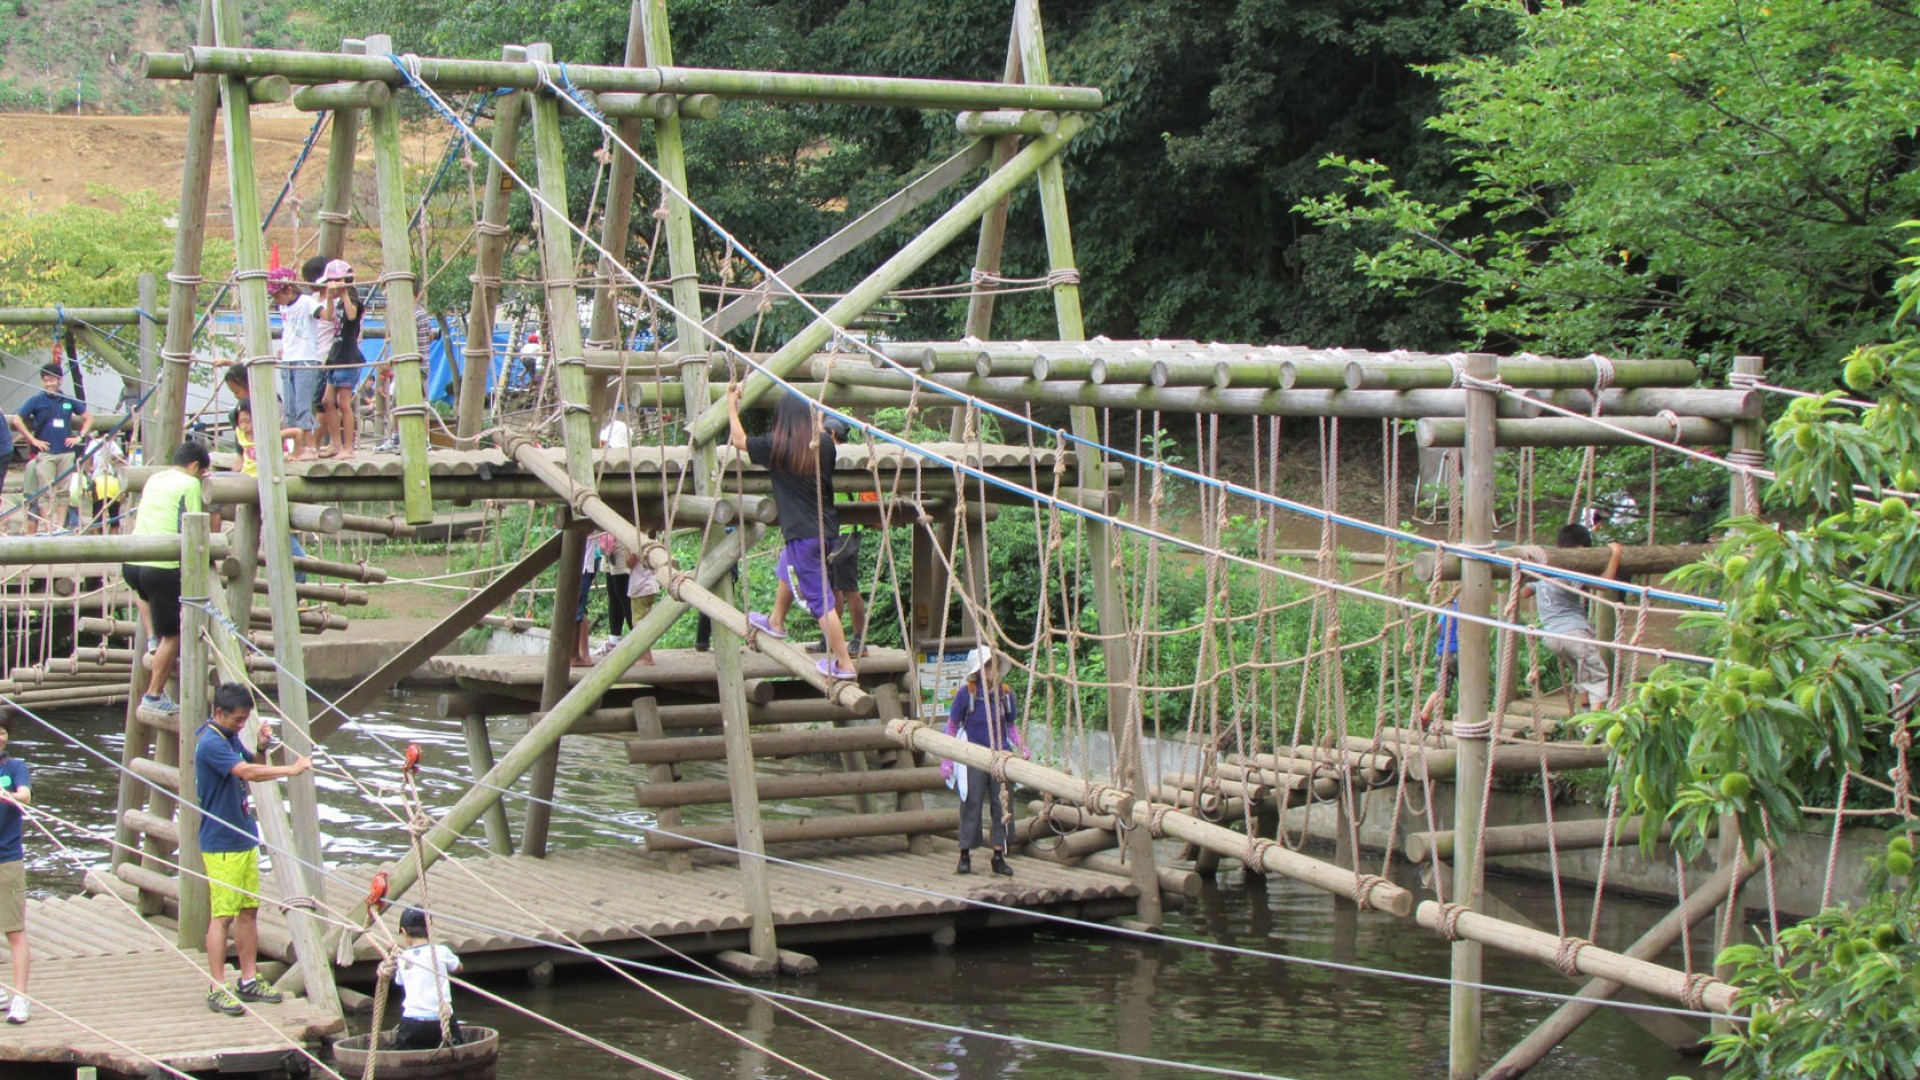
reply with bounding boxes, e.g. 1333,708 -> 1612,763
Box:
776,537 -> 835,620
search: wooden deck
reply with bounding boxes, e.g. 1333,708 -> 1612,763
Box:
249,840 -> 1136,977
0,894 -> 343,1075
428,645 -> 914,699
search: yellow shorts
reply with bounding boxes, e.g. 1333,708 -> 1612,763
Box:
205,849 -> 261,919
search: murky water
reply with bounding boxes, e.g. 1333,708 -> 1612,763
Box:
9,695 -> 1710,1079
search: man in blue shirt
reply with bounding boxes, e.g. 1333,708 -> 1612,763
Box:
0,717 -> 34,1024
195,684 -> 310,1016
12,364 -> 91,535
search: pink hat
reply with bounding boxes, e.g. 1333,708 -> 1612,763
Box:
322,259 -> 354,282
267,266 -> 298,287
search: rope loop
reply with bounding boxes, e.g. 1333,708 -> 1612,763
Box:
1656,408 -> 1683,437
1144,803 -> 1171,839
1244,836 -> 1277,874
316,209 -> 351,225
1727,369 -> 1760,390
377,270 -> 420,287
1553,935 -> 1592,977
474,220 -> 511,237
1435,901 -> 1469,941
281,894 -> 319,914
989,749 -> 1012,786
160,350 -> 194,366
1588,353 -> 1617,394
1351,873 -> 1388,911
166,272 -> 203,287
664,569 -> 694,602
1046,267 -> 1082,287
407,811 -> 433,838
1451,718 -> 1496,740
1681,971 -> 1716,1011
232,268 -> 270,283
386,351 -> 426,365
1726,448 -> 1766,469
1080,782 -> 1115,817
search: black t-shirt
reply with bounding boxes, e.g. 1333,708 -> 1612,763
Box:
328,287 -> 366,367
745,433 -> 838,543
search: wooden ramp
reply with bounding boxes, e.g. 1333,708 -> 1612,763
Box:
246,840 -> 1138,977
0,894 -> 342,1074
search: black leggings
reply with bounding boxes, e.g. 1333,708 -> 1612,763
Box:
392,1016 -> 463,1051
605,573 -> 633,636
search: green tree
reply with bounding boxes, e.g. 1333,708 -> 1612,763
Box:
1299,0 -> 1920,387
1589,237 -> 1920,859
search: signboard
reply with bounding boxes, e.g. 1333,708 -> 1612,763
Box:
917,648 -> 974,720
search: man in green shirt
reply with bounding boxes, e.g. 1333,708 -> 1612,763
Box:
121,443 -> 216,717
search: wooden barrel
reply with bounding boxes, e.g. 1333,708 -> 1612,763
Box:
331,1027 -> 501,1080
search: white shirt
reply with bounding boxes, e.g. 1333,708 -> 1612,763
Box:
394,942 -> 460,1020
279,293 -> 323,365
600,418 -> 631,449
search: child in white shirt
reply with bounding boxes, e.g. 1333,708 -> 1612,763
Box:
390,907 -> 463,1050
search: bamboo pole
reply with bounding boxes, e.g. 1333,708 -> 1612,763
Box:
1406,816 -> 1680,864
72,326 -> 139,380
159,47 -> 1108,111
1417,416 -> 1732,449
524,520 -> 587,859
685,114 -> 1085,449
958,20 -> 1022,356
625,725 -> 897,765
364,35 -> 434,523
152,0 -> 219,455
456,47 -> 527,445
887,719 -> 1410,914
584,8 -> 648,430
1413,542 -> 1715,583
136,273 -> 159,456
291,78 -> 389,111
634,768 -> 944,808
644,809 -> 963,852
1449,353 -> 1499,1078
630,698 -> 688,871
212,0 -> 340,1019
955,109 -> 1057,137
1405,744 -> 1612,782
0,308 -> 160,326
313,39 -> 365,261
1014,0 -> 1162,928
175,513 -> 211,950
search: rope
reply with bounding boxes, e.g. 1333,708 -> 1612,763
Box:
1553,936 -> 1593,978
1435,902 -> 1469,941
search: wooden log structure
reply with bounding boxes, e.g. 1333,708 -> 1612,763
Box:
219,554 -> 388,584
634,768 -> 944,808
1417,416 -> 1732,449
643,808 -> 963,852
1411,542 -> 1715,583
543,697 -> 873,734
1405,816 -> 1681,864
955,109 -> 1058,137
626,725 -> 897,765
886,719 -> 1410,915
1404,743 -> 1612,782
146,46 -> 1110,112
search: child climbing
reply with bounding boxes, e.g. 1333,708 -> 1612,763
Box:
389,907 -> 463,1051
726,386 -> 858,681
1521,523 -> 1624,713
943,646 -> 1027,877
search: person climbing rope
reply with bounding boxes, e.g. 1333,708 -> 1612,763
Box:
944,646 -> 1027,876
726,385 -> 858,681
1520,523 -> 1624,713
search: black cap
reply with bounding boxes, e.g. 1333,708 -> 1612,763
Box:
824,417 -> 852,439
399,906 -> 429,934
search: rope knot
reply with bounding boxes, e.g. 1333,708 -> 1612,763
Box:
1244,837 -> 1277,874
1081,782 -> 1115,817
1435,902 -> 1469,941
1144,803 -> 1171,839
989,750 -> 1012,786
1351,873 -> 1388,911
408,811 -> 433,838
1553,935 -> 1593,977
1682,972 -> 1716,1011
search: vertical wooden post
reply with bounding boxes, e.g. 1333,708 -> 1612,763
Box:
585,3 -> 650,380
524,41 -> 599,487
526,519 -> 588,858
176,512 -> 211,950
1711,353 -> 1765,1032
313,39 -> 365,263
639,0 -> 778,964
1450,351 -> 1499,1079
456,47 -> 528,446
632,697 -> 691,871
363,34 -> 434,524
222,505 -> 259,645
948,20 -> 1023,441
877,681 -> 933,855
152,0 -> 219,454
211,0 -> 341,1018
461,714 -> 515,856
1014,0 -> 1162,927
135,272 -> 158,457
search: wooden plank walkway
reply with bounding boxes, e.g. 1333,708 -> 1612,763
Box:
0,895 -> 342,1074
429,645 -> 913,694
246,840 -> 1137,975
282,442 -> 1069,481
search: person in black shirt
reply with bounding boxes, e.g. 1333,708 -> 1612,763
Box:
727,386 -> 857,680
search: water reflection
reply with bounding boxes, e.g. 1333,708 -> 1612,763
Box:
13,698 -> 1705,1079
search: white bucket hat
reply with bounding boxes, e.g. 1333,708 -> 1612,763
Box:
963,645 -> 996,680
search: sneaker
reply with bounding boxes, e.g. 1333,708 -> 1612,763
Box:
234,977 -> 284,1004
5,996 -> 25,1024
374,436 -> 400,454
206,987 -> 244,1016
805,638 -> 829,653
590,637 -> 620,660
145,636 -> 159,656
849,636 -> 868,658
815,658 -> 856,681
140,693 -> 179,716
991,853 -> 1014,878
747,612 -> 788,640
955,851 -> 971,875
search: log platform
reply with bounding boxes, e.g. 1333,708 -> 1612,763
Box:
89,839 -> 1137,980
0,893 -> 342,1075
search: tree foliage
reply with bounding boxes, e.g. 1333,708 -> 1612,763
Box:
1299,0 -> 1920,387
1590,237 -> 1920,860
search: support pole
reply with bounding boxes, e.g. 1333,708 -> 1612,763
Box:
455,46 -> 528,446
136,273 -> 159,458
364,34 -> 434,523
153,0 -> 219,454
461,714 -> 514,855
525,41 -> 599,489
525,519 -> 588,858
212,0 -> 340,1019
1014,0 -> 1162,927
584,5 -> 648,384
1450,352 -> 1499,1078
313,39 -> 365,261
640,0 -> 776,964
175,513 -> 211,950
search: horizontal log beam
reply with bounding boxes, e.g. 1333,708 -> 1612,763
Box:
1416,416 -> 1733,449
290,80 -> 391,110
955,109 -> 1057,137
634,767 -> 944,808
644,808 -> 963,852
1404,743 -> 1613,782
627,725 -> 897,765
128,756 -> 179,793
0,307 -> 160,326
1412,542 -> 1716,583
153,47 -> 1107,111
554,697 -> 873,734
1406,816 -> 1681,864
